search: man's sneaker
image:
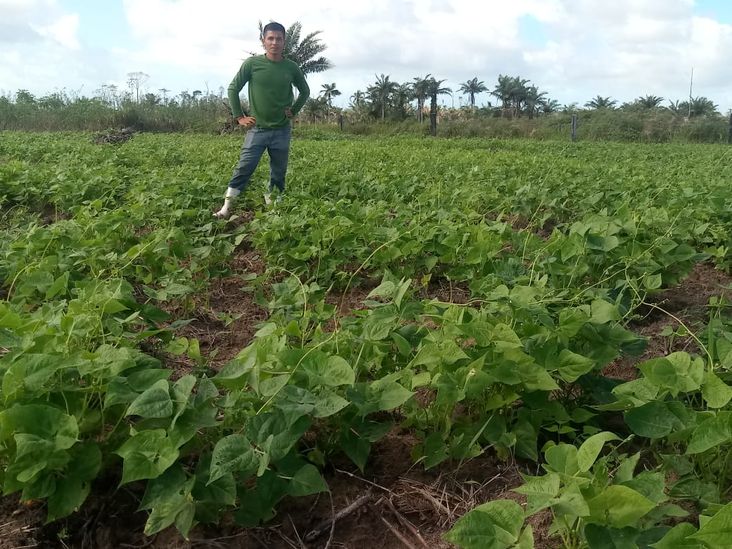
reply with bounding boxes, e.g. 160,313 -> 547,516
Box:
264,192 -> 272,206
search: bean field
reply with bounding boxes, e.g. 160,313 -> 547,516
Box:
2,131 -> 732,548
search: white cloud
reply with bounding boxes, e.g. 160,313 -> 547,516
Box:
31,13 -> 80,49
1,0 -> 731,112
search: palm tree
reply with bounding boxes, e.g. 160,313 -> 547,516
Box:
412,74 -> 431,123
349,90 -> 365,109
302,97 -> 328,122
459,77 -> 488,109
584,96 -> 617,109
636,95 -> 665,109
367,74 -> 399,120
426,77 -> 452,136
688,96 -> 718,117
258,21 -> 332,74
491,74 -> 513,116
319,82 -> 341,119
391,83 -> 413,120
523,85 -> 547,119
491,75 -> 530,118
542,99 -> 561,115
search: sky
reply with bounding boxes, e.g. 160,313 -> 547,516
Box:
2,0 -> 732,113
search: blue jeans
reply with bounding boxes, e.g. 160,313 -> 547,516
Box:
228,125 -> 291,193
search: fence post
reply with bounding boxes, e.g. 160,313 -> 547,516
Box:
571,114 -> 578,142
728,112 -> 732,144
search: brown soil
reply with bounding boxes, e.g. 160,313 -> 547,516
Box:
604,261 -> 732,381
9,430 -> 556,549
0,495 -> 44,549
158,249 -> 269,376
39,204 -> 70,226
420,279 -> 471,304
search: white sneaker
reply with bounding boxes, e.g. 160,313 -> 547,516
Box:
264,192 -> 272,206
214,187 -> 240,218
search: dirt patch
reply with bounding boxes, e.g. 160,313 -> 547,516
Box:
0,495 -> 44,549
151,248 -> 269,376
39,204 -> 70,226
604,261 -> 732,381
6,430 -> 555,549
646,261 -> 732,323
420,279 -> 471,304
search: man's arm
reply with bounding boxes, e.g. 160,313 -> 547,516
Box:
289,66 -> 310,117
227,60 -> 252,119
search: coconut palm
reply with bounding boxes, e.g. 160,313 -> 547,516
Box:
636,95 -> 665,109
542,99 -> 561,115
319,83 -> 341,119
367,74 -> 399,120
491,75 -> 530,118
257,21 -> 332,74
584,96 -> 617,109
412,74 -> 431,123
302,97 -> 328,122
349,90 -> 365,109
426,77 -> 452,135
459,77 -> 488,109
524,85 -> 547,119
392,83 -> 414,120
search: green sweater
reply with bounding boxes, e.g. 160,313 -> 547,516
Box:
228,55 -> 310,129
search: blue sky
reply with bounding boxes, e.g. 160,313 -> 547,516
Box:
2,0 -> 731,112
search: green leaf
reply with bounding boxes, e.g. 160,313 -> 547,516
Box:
140,466 -> 196,537
45,272 -> 70,299
304,355 -> 355,387
639,353 -> 703,395
557,349 -> 596,382
126,379 -> 173,419
209,434 -> 258,485
513,473 -> 560,514
590,300 -> 620,324
687,413 -> 731,455
577,432 -> 620,472
615,452 -> 640,483
46,443 -> 102,522
587,485 -> 655,528
214,345 -> 257,383
690,502 -> 732,547
652,523 -> 702,548
312,390 -> 350,418
444,499 -> 524,549
702,372 -> 732,409
622,472 -> 667,504
544,444 -> 579,476
516,525 -> 534,549
288,464 -> 328,497
116,429 -> 179,485
584,524 -> 641,548
625,401 -> 686,439
551,483 -> 590,517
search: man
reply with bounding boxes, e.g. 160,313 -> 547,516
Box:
215,22 -> 310,218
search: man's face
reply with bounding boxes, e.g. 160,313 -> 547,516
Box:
262,30 -> 285,57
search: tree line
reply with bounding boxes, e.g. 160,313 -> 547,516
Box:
0,20 -> 727,140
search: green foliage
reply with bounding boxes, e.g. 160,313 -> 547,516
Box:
3,132 -> 732,544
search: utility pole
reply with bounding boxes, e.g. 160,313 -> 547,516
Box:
688,67 -> 694,118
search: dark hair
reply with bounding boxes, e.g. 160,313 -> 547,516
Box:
262,22 -> 286,38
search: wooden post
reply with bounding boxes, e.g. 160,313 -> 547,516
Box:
338,113 -> 344,131
728,112 -> 732,144
571,114 -> 578,142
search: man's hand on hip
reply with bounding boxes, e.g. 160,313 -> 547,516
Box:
237,116 -> 256,128
284,108 -> 293,118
